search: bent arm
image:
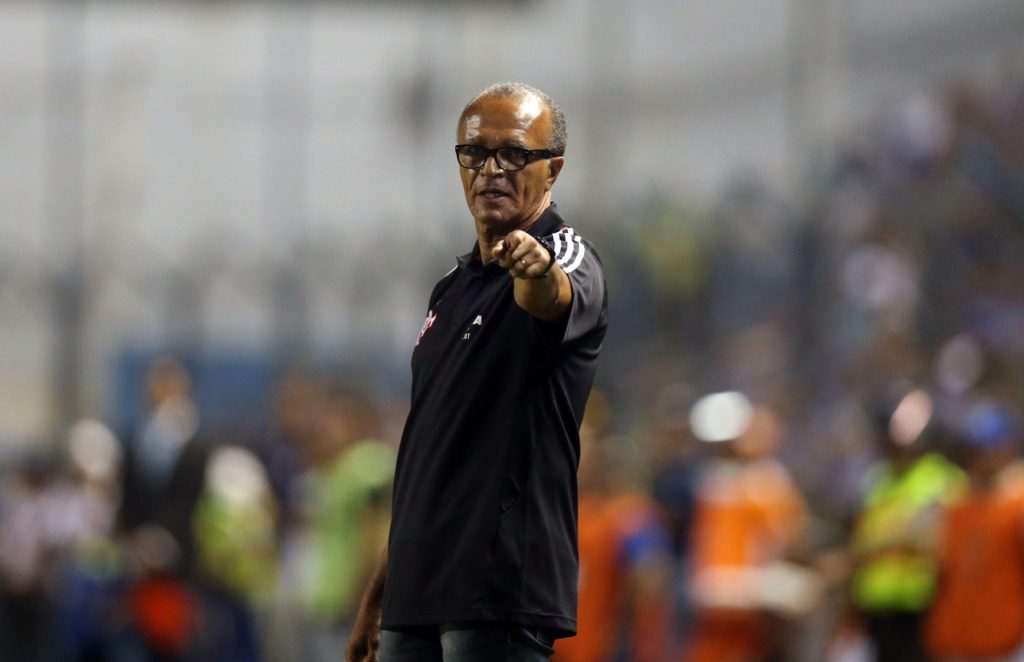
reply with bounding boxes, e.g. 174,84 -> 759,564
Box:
513,264 -> 571,322
493,230 -> 572,322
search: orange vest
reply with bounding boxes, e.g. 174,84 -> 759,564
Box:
685,460 -> 806,662
555,494 -> 625,662
926,489 -> 1024,657
691,460 -> 805,571
555,493 -> 670,662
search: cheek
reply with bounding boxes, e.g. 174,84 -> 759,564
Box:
520,174 -> 546,201
460,171 -> 475,197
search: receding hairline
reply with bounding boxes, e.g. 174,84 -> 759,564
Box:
458,82 -> 567,155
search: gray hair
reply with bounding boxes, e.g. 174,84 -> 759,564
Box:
461,82 -> 567,156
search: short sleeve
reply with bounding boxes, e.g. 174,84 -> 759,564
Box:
535,227 -> 607,346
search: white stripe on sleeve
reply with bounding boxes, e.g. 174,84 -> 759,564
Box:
564,241 -> 587,273
556,229 -> 576,265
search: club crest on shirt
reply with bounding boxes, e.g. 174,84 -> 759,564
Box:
416,310 -> 437,346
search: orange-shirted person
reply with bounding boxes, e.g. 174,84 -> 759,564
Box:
554,407 -> 672,662
684,394 -> 814,662
926,402 -> 1024,662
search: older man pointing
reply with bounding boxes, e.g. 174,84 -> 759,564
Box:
347,82 -> 608,662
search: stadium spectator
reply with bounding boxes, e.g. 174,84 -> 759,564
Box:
925,402 -> 1024,661
685,396 -> 810,662
553,397 -> 672,662
294,384 -> 395,661
118,358 -> 208,575
849,389 -> 965,662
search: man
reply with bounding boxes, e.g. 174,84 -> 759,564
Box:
925,402 -> 1024,661
850,390 -> 964,662
685,402 -> 809,662
119,357 -> 207,574
346,82 -> 608,662
553,407 -> 673,662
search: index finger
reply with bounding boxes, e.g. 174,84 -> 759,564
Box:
507,234 -> 540,261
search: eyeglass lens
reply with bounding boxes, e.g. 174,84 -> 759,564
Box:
457,146 -> 530,171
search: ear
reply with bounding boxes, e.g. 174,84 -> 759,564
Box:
545,156 -> 565,190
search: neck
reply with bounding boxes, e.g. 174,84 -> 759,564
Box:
476,196 -> 551,264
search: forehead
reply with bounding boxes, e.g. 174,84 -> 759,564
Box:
458,94 -> 551,147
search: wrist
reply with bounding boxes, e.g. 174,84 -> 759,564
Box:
531,237 -> 557,279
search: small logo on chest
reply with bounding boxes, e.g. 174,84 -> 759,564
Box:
462,315 -> 484,341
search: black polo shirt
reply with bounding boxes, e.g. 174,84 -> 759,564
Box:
381,203 -> 607,637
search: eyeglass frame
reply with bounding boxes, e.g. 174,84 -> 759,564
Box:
454,144 -> 560,172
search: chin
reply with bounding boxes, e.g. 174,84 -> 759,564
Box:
473,206 -> 518,227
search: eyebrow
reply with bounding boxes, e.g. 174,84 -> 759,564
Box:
465,138 -> 530,149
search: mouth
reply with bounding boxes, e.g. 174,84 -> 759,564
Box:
478,188 -> 509,200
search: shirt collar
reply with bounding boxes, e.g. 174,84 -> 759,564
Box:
456,203 -> 564,269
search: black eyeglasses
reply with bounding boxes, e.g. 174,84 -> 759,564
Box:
454,144 -> 559,171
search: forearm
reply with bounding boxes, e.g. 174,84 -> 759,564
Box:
492,230 -> 572,321
513,265 -> 571,322
359,547 -> 388,615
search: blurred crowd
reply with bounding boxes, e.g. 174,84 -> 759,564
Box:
2,66 -> 1024,662
0,359 -> 397,662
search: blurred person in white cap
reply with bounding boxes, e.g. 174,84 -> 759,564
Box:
684,392 -> 810,662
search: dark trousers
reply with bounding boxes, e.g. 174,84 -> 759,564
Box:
865,612 -> 931,662
378,622 -> 555,662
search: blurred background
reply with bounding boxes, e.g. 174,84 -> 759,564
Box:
2,0 -> 1024,660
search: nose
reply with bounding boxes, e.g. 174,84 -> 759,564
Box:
480,153 -> 503,176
